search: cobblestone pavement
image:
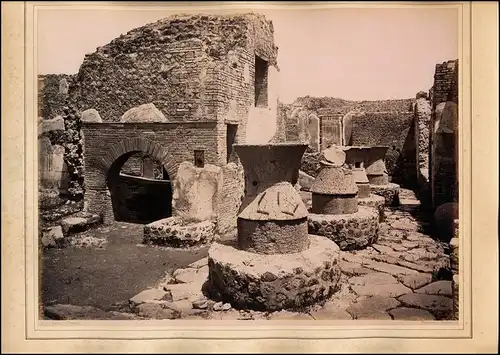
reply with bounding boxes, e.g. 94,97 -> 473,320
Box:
44,189 -> 455,321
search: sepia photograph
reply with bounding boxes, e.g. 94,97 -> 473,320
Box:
2,1 -> 498,353
36,3 -> 461,323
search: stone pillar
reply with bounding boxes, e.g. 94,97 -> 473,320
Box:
307,114 -> 320,152
85,188 -> 115,225
235,143 -> 310,254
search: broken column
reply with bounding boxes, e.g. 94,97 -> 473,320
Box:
365,146 -> 400,206
208,143 -> 341,311
308,146 -> 379,251
143,161 -> 221,248
342,146 -> 386,222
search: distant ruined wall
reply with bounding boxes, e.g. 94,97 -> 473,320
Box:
429,60 -> 459,208
349,111 -> 416,187
38,74 -> 76,119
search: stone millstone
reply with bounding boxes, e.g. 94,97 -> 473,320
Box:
322,146 -> 346,167
358,194 -> 386,222
143,216 -> 217,248
370,183 -> 400,206
308,206 -> 379,251
207,235 -> 341,312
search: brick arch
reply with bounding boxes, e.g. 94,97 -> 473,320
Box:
93,137 -> 177,188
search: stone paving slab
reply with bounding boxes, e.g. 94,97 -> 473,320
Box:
48,188 -> 455,321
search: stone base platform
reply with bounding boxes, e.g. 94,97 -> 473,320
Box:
370,183 -> 400,206
207,235 -> 341,312
358,194 -> 386,222
143,216 -> 217,248
308,206 -> 379,251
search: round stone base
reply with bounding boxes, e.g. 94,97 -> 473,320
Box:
207,235 -> 341,312
143,216 -> 217,248
308,206 -> 379,251
358,194 -> 386,222
370,183 -> 400,206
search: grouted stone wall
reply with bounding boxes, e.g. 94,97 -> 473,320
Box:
69,13 -> 280,144
429,60 -> 459,208
349,111 -> 416,187
38,74 -> 75,119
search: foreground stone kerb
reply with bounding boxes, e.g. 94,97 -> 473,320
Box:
207,235 -> 341,311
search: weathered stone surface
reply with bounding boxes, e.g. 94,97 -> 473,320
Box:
298,170 -> 315,192
340,261 -> 373,276
362,260 -> 419,277
129,288 -> 167,306
322,146 -> 346,166
41,226 -> 65,248
81,108 -> 102,123
161,299 -> 194,314
346,296 -> 400,319
391,218 -> 419,232
39,115 -> 65,135
310,308 -> 353,320
397,273 -> 433,290
415,281 -> 452,297
136,303 -> 177,319
173,266 -> 208,285
369,254 -> 435,274
398,293 -> 453,318
143,217 -> 217,248
172,162 -> 223,223
163,282 -> 204,302
389,307 -> 435,320
434,202 -> 458,242
370,183 -> 400,206
120,103 -> 168,123
59,213 -> 101,236
44,304 -> 139,320
188,257 -> 208,269
348,272 -> 411,298
358,194 -> 386,222
308,206 -> 379,251
207,235 -> 341,311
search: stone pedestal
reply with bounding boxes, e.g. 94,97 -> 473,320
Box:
370,183 -> 401,206
208,143 -> 341,311
358,194 -> 386,222
365,146 -> 390,186
341,146 -> 371,199
308,152 -> 379,251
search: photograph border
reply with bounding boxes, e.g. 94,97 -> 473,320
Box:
2,1 -> 498,353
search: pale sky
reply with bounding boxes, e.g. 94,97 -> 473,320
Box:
37,5 -> 458,103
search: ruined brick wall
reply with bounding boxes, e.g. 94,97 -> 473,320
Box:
429,60 -> 459,208
70,13 -> 279,144
38,74 -> 75,119
81,122 -> 220,222
350,111 -> 416,186
109,174 -> 172,224
293,96 -> 415,116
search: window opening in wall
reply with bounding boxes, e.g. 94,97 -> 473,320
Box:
355,162 -> 362,168
194,150 -> 205,168
254,55 -> 269,108
226,124 -> 238,163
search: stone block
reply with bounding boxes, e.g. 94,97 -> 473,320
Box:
81,109 -> 102,123
308,206 -> 379,251
41,226 -> 65,248
207,235 -> 341,311
370,183 -> 400,206
298,170 -> 315,192
172,161 -> 223,223
348,272 -> 411,298
129,288 -> 168,306
39,116 -> 65,135
143,216 -> 217,248
120,103 -> 168,123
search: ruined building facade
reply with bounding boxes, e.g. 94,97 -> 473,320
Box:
60,13 -> 283,232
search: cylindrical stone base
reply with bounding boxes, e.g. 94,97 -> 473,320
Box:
358,194 -> 386,222
207,235 -> 341,311
237,217 -> 310,254
368,174 -> 389,186
308,206 -> 379,251
357,183 -> 371,199
312,193 -> 358,215
370,183 -> 400,206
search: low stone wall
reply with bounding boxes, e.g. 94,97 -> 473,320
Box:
109,173 -> 172,224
